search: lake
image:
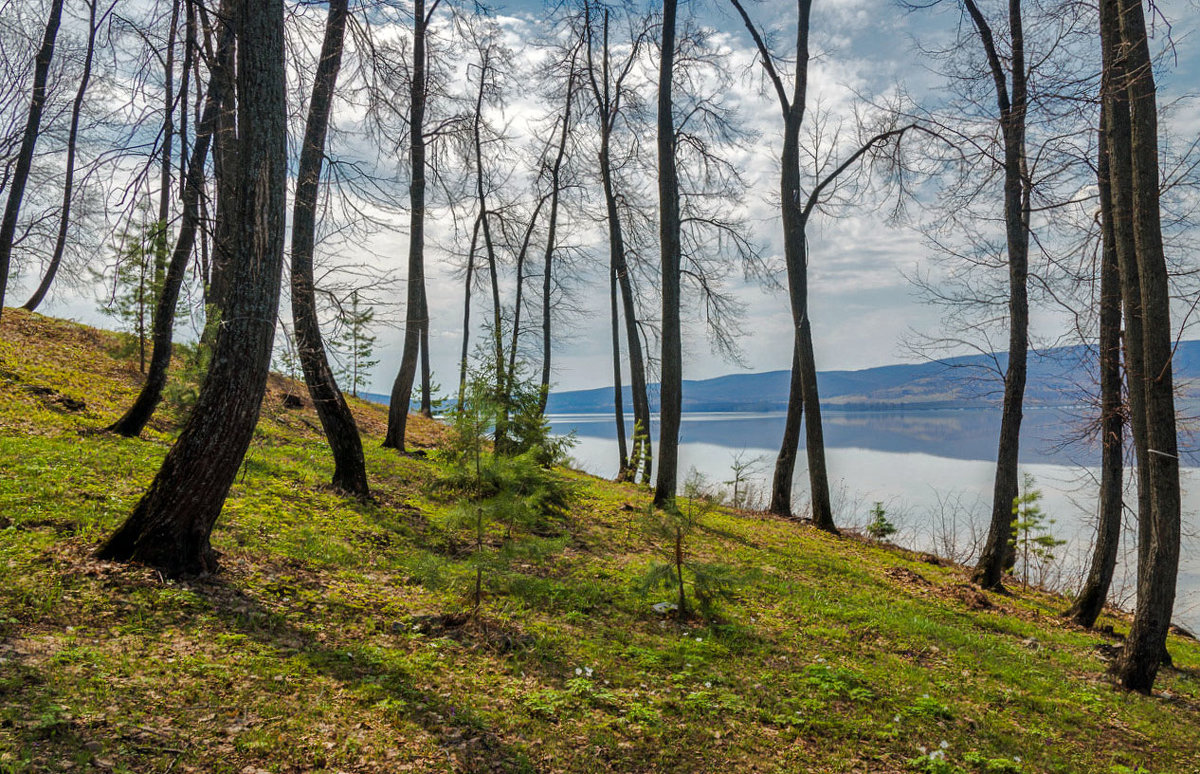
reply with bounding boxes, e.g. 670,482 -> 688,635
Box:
547,408 -> 1200,633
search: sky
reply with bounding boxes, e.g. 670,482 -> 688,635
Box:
11,0 -> 1200,396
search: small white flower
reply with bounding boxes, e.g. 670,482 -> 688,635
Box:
585,666 -> 594,676
704,681 -> 711,688
893,715 -> 901,723
918,746 -> 927,755
696,637 -> 703,642
1014,757 -> 1021,763
575,667 -> 582,676
939,740 -> 949,750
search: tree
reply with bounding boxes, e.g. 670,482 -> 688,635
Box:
1105,0 -> 1181,694
23,0 -> 107,312
97,0 -> 288,576
1065,102 -> 1124,629
107,11 -> 235,438
652,0 -> 683,508
1009,474 -> 1064,589
729,0 -> 923,531
581,0 -> 654,484
98,215 -> 159,373
290,0 -> 370,498
332,290 -> 380,400
383,0 -> 440,453
0,0 -> 65,323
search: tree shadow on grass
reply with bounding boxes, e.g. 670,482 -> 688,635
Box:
188,573 -> 541,774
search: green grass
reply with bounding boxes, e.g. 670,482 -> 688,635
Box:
1,307 -> 1199,773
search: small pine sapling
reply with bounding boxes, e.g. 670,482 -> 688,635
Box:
865,501 -> 897,541
430,361 -> 573,614
332,290 -> 379,398
1009,473 -> 1065,589
640,470 -> 740,619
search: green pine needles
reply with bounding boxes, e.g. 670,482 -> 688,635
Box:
640,470 -> 741,619
1009,473 -> 1065,590
426,359 -> 574,613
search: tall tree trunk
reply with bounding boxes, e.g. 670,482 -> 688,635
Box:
289,0 -> 369,498
206,0 -> 238,314
24,0 -> 100,312
1112,0 -> 1181,693
153,0 -> 180,313
968,0 -> 1032,590
1067,102 -> 1124,628
108,21 -> 234,438
585,2 -> 652,484
458,212 -> 482,408
0,0 -> 65,322
383,0 -> 430,451
609,261 -> 630,479
506,195 -> 548,402
97,0 -> 288,576
538,70 -> 575,415
652,0 -> 682,508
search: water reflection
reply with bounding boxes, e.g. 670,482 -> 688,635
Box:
548,409 -> 1200,633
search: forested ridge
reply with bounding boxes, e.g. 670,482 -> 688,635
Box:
2,309 -> 1199,772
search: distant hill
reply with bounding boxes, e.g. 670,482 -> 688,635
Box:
543,341 -> 1200,414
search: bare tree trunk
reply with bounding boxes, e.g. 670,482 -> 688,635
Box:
967,0 -> 1032,590
1067,102 -> 1124,628
458,212 -> 482,408
290,0 -> 369,498
153,0 -> 181,312
538,69 -> 576,415
653,0 -> 682,508
1112,0 -> 1180,693
609,261 -> 630,479
207,0 -> 238,315
24,0 -> 101,312
585,2 -> 652,483
383,0 -> 431,451
0,0 -> 65,322
506,195 -> 547,402
97,0 -> 288,576
108,20 -> 234,438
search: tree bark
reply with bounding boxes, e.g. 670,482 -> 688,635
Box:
609,260 -> 630,480
97,0 -> 288,576
153,0 -> 180,312
653,0 -> 682,508
585,3 -> 652,484
108,20 -> 234,438
0,0 -> 65,323
290,0 -> 370,498
24,0 -> 100,312
383,0 -> 432,451
538,69 -> 576,416
458,212 -> 482,408
1067,102 -> 1124,628
1112,0 -> 1181,693
967,0 -> 1032,590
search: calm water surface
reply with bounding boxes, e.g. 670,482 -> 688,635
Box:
547,408 -> 1200,633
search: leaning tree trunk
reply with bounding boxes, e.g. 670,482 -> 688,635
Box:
968,0 -> 1031,590
290,0 -> 370,498
206,0 -> 239,314
652,0 -> 682,508
1066,101 -> 1124,628
24,0 -> 99,312
97,0 -> 288,576
1112,0 -> 1181,694
383,0 -> 430,452
458,213 -> 482,408
0,0 -> 65,322
108,22 -> 234,438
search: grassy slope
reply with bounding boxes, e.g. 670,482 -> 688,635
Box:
1,308 -> 1198,774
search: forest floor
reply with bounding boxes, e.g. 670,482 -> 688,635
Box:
1,307 -> 1199,774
